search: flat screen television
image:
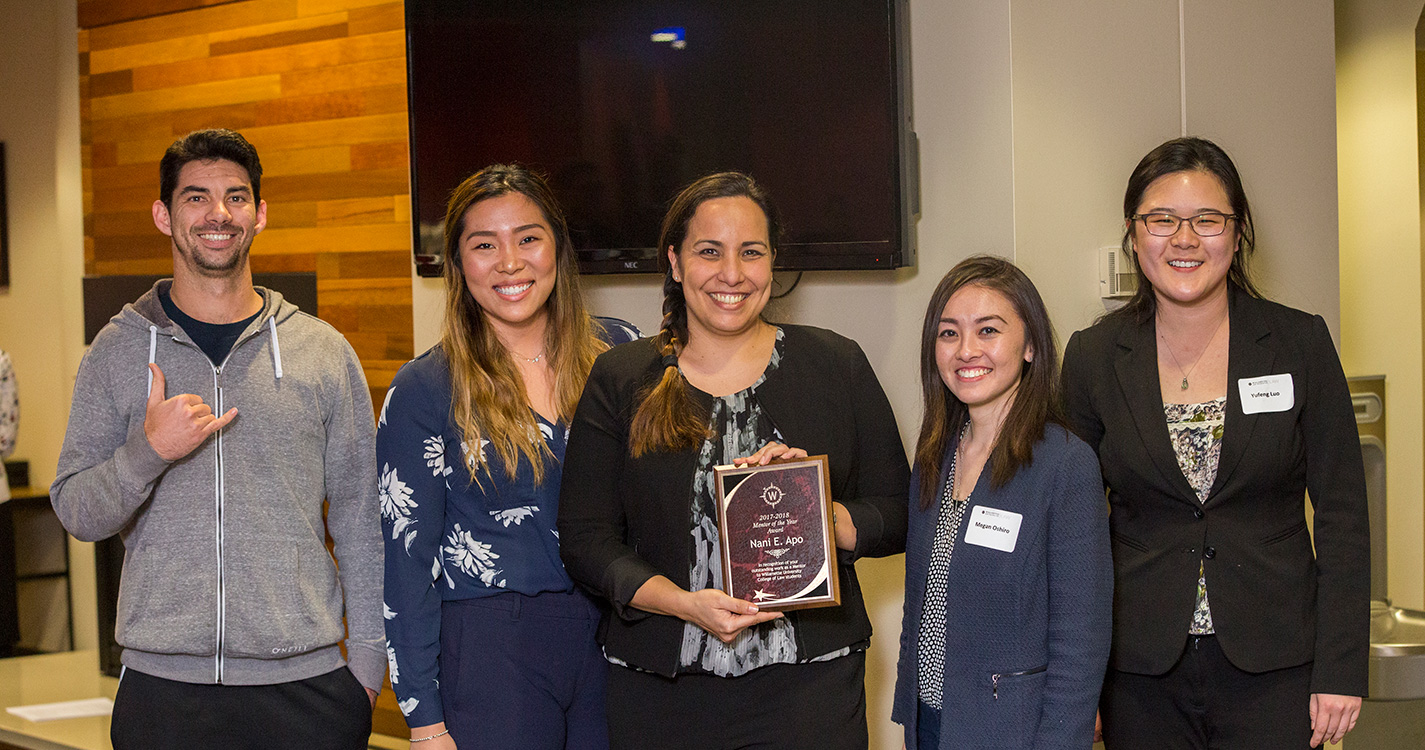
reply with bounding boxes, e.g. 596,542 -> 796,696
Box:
405,0 -> 916,275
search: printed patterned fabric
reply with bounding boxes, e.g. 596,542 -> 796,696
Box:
0,350 -> 16,501
917,443 -> 971,710
378,318 -> 638,728
680,327 -> 804,675
1164,396 -> 1225,635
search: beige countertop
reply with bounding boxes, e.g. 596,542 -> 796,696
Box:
0,651 -> 114,750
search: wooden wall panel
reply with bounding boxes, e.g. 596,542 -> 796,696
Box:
80,0 -> 415,434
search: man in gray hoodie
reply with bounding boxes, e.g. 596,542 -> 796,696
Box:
51,129 -> 384,749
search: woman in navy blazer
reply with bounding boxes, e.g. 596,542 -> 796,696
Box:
893,255 -> 1112,750
1062,137 -> 1369,748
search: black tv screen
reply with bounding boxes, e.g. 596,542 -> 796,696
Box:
406,0 -> 916,275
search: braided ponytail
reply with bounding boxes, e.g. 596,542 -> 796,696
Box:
629,270 -> 707,456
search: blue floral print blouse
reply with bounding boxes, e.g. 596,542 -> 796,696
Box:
378,317 -> 638,728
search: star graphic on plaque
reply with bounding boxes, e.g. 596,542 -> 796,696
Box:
752,589 -> 774,601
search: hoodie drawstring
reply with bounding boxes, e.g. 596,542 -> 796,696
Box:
268,317 -> 283,380
146,325 -> 158,397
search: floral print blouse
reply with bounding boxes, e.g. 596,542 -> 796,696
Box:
676,327 -> 853,676
377,318 -> 638,728
1164,396 -> 1225,635
0,350 -> 16,501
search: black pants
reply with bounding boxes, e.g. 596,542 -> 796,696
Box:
111,666 -> 372,750
605,651 -> 868,750
1101,635 -> 1313,750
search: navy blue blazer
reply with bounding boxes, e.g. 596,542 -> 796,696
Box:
1062,284 -> 1369,696
893,424 -> 1112,750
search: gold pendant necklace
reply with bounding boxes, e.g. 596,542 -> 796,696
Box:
1160,312 -> 1228,391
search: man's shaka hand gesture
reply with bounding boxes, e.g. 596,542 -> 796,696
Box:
145,363 -> 237,461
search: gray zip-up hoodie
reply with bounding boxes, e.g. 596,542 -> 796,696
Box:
51,280 -> 385,691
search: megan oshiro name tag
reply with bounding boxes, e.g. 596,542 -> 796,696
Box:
963,505 -> 1023,553
1238,373 -> 1294,414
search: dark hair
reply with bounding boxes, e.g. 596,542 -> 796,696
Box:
1113,136 -> 1261,322
914,255 -> 1062,509
159,129 -> 263,206
629,171 -> 783,457
439,163 -> 606,483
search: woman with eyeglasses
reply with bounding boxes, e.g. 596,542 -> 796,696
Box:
1061,137 -> 1369,748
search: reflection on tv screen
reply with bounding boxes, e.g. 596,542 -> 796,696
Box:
408,0 -> 911,274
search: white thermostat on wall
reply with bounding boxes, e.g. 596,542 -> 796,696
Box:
1099,246 -> 1138,299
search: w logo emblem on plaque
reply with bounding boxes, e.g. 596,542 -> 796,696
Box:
762,483 -> 784,507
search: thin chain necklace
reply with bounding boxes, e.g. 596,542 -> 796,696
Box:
1159,311 -> 1228,391
512,350 -> 544,364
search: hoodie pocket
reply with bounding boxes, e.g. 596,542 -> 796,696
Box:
223,542 -> 344,659
117,542 -> 218,656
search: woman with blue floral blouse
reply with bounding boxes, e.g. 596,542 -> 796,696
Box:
378,165 -> 637,750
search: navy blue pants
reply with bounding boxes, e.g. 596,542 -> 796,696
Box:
111,666 -> 371,750
915,701 -> 942,749
605,651 -> 868,750
1101,634 -> 1314,749
440,590 -> 609,750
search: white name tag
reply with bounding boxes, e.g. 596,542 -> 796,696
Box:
1238,373 -> 1294,414
963,505 -> 1023,553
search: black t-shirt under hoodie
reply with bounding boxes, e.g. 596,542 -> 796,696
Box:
158,286 -> 261,366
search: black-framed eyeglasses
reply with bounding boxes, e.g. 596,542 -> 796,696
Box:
1133,212 -> 1237,237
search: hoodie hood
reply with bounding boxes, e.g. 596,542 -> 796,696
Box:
115,279 -> 298,393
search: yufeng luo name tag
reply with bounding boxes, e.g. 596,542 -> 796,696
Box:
1238,373 -> 1294,414
963,505 -> 1023,553
714,455 -> 840,611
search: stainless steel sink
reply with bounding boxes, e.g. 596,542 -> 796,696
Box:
1369,600 -> 1425,700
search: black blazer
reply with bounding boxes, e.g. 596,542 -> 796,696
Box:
1061,284 -> 1369,696
558,324 -> 910,677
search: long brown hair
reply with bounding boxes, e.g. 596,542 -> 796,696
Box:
1112,136 -> 1262,323
915,255 -> 1063,508
628,172 -> 784,457
440,164 -> 607,482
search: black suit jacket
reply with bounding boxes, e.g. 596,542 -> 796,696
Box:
558,324 -> 910,677
1061,284 -> 1368,696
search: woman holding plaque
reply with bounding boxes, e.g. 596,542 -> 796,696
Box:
1061,137 -> 1368,748
892,255 -> 1112,750
379,165 -> 638,750
558,172 -> 909,749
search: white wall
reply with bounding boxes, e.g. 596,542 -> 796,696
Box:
0,0 -> 93,651
414,2 -> 1345,746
